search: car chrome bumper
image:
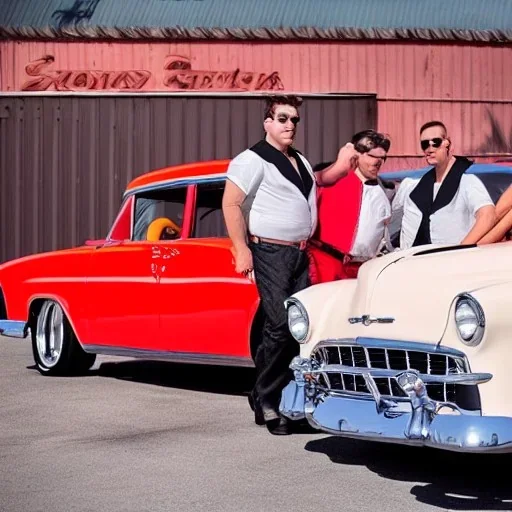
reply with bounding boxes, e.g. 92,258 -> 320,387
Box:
279,356 -> 512,453
0,320 -> 29,338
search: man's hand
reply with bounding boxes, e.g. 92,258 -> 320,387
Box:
336,142 -> 360,172
223,179 -> 256,281
232,245 -> 255,281
316,143 -> 362,186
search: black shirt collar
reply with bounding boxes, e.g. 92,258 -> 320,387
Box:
250,139 -> 313,199
410,156 -> 473,246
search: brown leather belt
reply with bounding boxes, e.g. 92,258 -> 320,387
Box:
308,238 -> 346,261
249,235 -> 308,251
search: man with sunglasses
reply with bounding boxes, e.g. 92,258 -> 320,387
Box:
222,95 -> 358,435
308,129 -> 395,283
393,120 -> 495,249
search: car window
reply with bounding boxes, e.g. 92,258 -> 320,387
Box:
132,187 -> 187,241
192,181 -> 227,238
474,172 -> 512,204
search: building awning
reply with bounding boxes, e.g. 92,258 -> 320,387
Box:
1,0 -> 512,43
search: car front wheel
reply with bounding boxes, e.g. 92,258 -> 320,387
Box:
32,300 -> 96,376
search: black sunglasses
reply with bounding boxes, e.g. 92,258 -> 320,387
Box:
420,137 -> 443,151
274,114 -> 300,126
366,152 -> 387,162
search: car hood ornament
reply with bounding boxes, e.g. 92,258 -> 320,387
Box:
348,314 -> 395,326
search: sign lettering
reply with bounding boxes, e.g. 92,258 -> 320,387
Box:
163,55 -> 283,91
21,55 -> 151,91
21,55 -> 285,92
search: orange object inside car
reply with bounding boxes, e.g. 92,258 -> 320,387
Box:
146,217 -> 181,241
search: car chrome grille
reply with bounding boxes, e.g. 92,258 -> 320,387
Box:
312,343 -> 475,407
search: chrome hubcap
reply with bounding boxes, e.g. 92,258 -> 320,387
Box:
36,301 -> 64,368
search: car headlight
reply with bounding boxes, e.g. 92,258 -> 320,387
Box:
454,294 -> 485,346
285,298 -> 309,343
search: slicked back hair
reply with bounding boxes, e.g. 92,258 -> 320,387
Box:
419,120 -> 447,136
352,129 -> 391,154
264,95 -> 303,120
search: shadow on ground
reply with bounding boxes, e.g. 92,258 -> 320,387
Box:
94,359 -> 255,397
305,436 -> 512,510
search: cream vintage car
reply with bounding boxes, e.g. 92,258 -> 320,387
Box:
279,163 -> 512,453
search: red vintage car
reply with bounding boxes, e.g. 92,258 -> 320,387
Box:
0,160 -> 261,374
1,160 -> 511,377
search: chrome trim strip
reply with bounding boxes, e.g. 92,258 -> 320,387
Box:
310,339 -> 479,409
321,386 -> 412,402
315,382 -> 482,412
301,394 -> 512,453
348,315 -> 395,325
82,345 -> 254,367
123,175 -> 226,198
0,320 -> 29,339
310,364 -> 491,385
280,363 -> 511,453
316,337 -> 467,358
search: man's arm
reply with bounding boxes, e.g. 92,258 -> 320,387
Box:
315,143 -> 361,186
460,205 -> 496,245
387,178 -> 415,251
222,179 -> 254,279
477,208 -> 512,245
495,184 -> 512,221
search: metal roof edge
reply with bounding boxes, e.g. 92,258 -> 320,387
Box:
1,25 -> 512,43
0,91 -> 377,98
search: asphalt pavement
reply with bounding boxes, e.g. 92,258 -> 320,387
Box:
1,336 -> 511,512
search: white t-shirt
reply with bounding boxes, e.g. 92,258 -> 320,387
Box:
350,181 -> 392,260
226,148 -> 317,241
392,173 -> 494,249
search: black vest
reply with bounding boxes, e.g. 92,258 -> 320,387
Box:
249,139 -> 313,200
410,156 -> 473,246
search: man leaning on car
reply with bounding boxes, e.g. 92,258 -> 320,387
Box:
392,120 -> 496,248
222,94 -> 358,435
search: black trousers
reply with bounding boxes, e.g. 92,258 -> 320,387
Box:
249,240 -> 310,422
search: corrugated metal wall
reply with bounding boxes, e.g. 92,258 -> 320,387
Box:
2,41 -> 511,171
0,93 -> 376,263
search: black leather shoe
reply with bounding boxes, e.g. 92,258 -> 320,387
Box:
254,408 -> 265,426
248,394 -> 265,426
248,394 -> 256,411
266,417 -> 291,435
